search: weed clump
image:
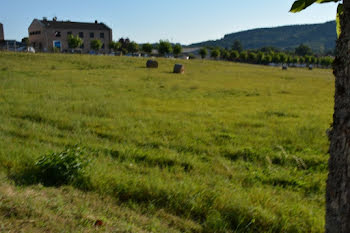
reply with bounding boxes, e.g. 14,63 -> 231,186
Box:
11,146 -> 91,188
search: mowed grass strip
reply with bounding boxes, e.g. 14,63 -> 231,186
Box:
0,52 -> 333,232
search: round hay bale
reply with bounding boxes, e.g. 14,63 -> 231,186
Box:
282,64 -> 288,70
173,64 -> 185,74
146,60 -> 158,68
308,65 -> 313,70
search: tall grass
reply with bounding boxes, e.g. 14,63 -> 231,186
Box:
0,52 -> 333,232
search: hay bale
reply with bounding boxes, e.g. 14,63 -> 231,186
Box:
146,60 -> 158,68
309,65 -> 313,70
282,64 -> 288,70
173,64 -> 185,74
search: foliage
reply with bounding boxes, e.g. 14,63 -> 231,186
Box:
10,146 -> 91,188
158,40 -> 173,56
290,0 -> 342,36
173,44 -> 182,57
295,44 -> 313,56
67,35 -> 83,50
142,43 -> 153,54
127,42 -> 139,54
229,50 -> 240,61
210,49 -> 220,59
90,39 -> 102,52
21,37 -> 29,46
232,40 -> 243,52
109,41 -> 121,52
199,47 -> 208,59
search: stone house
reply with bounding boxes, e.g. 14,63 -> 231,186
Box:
28,17 -> 112,53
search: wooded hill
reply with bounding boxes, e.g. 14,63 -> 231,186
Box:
189,21 -> 336,54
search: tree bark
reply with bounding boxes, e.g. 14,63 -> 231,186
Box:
326,1 -> 350,232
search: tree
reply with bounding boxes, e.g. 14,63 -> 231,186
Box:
295,43 -> 312,56
118,38 -> 131,55
229,50 -> 239,61
158,40 -> 172,56
199,47 -> 208,59
173,44 -> 182,57
248,52 -> 258,63
67,35 -> 83,51
109,41 -> 121,52
239,51 -> 248,62
257,52 -> 265,64
220,49 -> 230,60
142,43 -> 153,55
232,40 -> 243,52
21,37 -> 29,47
210,49 -> 220,59
90,39 -> 102,53
127,41 -> 139,54
279,53 -> 288,64
291,1 -> 347,232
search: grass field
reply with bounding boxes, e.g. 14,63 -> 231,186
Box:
0,52 -> 334,232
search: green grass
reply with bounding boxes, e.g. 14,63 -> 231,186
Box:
0,52 -> 334,232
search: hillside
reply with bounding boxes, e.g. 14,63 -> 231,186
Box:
189,21 -> 336,53
0,53 -> 333,232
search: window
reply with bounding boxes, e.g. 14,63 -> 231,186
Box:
29,31 -> 41,36
100,32 -> 104,38
67,31 -> 72,36
79,32 -> 84,38
90,32 -> 94,38
55,31 -> 61,37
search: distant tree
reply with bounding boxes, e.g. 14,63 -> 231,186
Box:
272,53 -> 281,63
248,52 -> 258,63
263,54 -> 273,64
109,41 -> 121,52
257,52 -> 265,64
128,41 -> 139,54
239,51 -> 248,62
142,43 -> 153,54
292,56 -> 299,64
279,53 -> 288,64
210,49 -> 220,59
118,38 -> 131,55
90,39 -> 102,53
21,37 -> 29,47
232,40 -> 243,52
220,49 -> 230,60
229,50 -> 239,61
199,47 -> 208,59
173,44 -> 182,57
158,40 -> 173,56
295,44 -> 312,56
299,56 -> 305,64
67,35 -> 83,50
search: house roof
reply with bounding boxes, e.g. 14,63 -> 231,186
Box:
38,19 -> 111,31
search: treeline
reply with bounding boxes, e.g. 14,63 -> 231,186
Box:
109,38 -> 183,57
199,41 -> 334,68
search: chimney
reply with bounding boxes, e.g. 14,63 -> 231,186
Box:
95,20 -> 98,24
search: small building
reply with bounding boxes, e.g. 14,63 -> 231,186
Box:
0,22 -> 4,41
28,17 -> 112,53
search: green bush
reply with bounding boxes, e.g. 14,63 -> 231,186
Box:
35,146 -> 90,186
11,146 -> 91,188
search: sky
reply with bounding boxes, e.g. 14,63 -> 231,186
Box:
0,0 -> 339,45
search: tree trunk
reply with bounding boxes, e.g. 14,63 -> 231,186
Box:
326,1 -> 350,232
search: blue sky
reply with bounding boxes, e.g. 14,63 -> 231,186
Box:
0,0 -> 338,45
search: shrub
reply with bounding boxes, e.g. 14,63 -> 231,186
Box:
11,146 -> 91,188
